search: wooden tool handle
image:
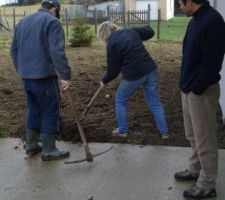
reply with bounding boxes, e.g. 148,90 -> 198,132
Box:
66,90 -> 93,162
81,86 -> 102,118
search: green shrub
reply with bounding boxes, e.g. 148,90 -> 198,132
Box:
0,128 -> 5,138
69,19 -> 94,47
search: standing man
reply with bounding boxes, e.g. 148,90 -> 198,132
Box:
175,0 -> 225,199
11,0 -> 71,161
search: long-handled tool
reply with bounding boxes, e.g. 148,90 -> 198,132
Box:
66,90 -> 93,162
64,90 -> 113,164
65,145 -> 113,164
80,86 -> 102,121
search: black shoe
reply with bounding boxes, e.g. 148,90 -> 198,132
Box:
183,185 -> 216,199
175,169 -> 199,181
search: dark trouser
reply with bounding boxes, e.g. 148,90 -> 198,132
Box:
22,76 -> 61,134
181,83 -> 220,190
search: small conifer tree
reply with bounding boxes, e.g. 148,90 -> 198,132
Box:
69,18 -> 94,48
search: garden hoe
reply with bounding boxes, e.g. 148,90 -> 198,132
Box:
80,85 -> 102,121
64,90 -> 113,164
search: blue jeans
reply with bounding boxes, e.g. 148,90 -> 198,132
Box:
22,76 -> 61,134
116,69 -> 168,134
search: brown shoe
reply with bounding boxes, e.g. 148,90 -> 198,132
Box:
175,169 -> 199,181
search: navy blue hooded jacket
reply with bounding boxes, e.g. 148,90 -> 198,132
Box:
102,26 -> 156,84
180,1 -> 225,95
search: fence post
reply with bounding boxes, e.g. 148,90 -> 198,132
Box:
157,9 -> 161,40
107,5 -> 110,20
0,9 -> 2,31
147,4 -> 151,25
94,8 -> 97,35
13,8 -> 16,30
123,9 -> 126,27
65,8 -> 69,39
127,10 -> 130,27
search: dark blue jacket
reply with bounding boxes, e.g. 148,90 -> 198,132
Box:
102,26 -> 156,84
180,2 -> 225,94
11,9 -> 71,80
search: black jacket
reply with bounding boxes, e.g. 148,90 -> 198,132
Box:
180,2 -> 225,94
102,26 -> 156,84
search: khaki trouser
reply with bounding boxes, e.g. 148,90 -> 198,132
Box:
181,83 -> 220,190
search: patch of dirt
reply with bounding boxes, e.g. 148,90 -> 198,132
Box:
1,40 -> 225,148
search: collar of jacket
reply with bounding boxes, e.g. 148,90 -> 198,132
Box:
192,1 -> 210,17
38,8 -> 53,15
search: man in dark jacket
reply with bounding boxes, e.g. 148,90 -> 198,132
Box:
11,0 -> 71,161
175,0 -> 225,199
97,21 -> 169,139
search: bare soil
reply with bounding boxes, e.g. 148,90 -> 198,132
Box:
0,40 -> 225,148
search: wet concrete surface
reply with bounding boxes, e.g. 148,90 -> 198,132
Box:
0,138 -> 225,200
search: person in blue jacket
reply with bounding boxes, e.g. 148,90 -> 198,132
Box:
174,0 -> 225,199
11,0 -> 71,161
97,21 -> 169,139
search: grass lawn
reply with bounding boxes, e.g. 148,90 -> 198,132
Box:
64,16 -> 190,44
150,17 -> 190,41
0,4 -> 40,15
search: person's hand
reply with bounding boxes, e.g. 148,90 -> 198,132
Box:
100,81 -> 106,90
60,80 -> 70,91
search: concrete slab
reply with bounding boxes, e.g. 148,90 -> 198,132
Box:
0,138 -> 224,200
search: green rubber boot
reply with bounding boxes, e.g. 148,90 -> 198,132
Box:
26,129 -> 42,155
41,134 -> 70,161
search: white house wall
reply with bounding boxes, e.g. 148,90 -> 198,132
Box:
88,1 -> 120,11
165,0 -> 174,19
208,0 -> 215,6
215,0 -> 225,123
87,1 -> 120,17
158,0 -> 174,20
136,0 -> 158,20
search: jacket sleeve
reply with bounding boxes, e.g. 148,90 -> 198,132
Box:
47,19 -> 71,80
132,26 -> 155,41
102,43 -> 121,84
191,16 -> 225,95
10,28 -> 18,69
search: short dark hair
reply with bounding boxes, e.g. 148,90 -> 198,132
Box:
181,0 -> 207,4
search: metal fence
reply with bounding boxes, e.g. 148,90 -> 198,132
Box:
108,9 -> 150,27
0,5 -> 189,42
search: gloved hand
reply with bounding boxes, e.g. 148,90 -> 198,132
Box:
60,80 -> 70,91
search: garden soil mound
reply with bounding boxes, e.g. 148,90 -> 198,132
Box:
1,41 -> 224,147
